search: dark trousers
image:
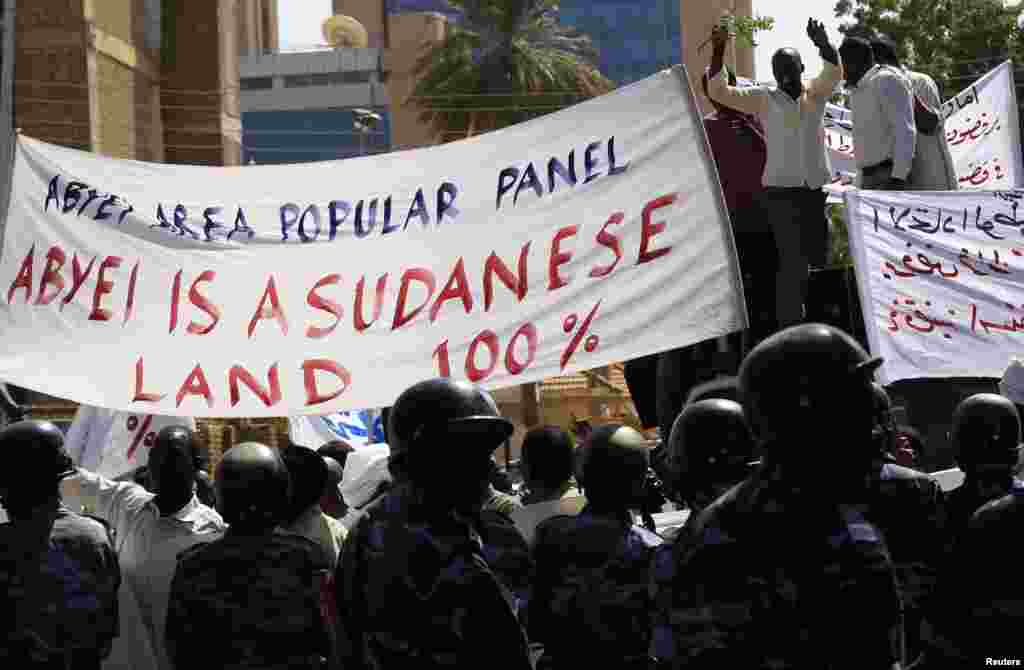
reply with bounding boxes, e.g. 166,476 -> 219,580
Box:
760,187 -> 828,328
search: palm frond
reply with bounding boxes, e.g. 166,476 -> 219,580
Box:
409,0 -> 612,138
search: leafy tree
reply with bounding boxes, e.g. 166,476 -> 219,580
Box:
835,0 -> 1024,97
409,0 -> 614,140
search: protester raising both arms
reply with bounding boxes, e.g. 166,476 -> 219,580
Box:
707,18 -> 840,330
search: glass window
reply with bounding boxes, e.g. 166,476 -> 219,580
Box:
241,77 -> 275,90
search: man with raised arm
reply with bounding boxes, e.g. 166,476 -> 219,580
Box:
707,18 -> 842,329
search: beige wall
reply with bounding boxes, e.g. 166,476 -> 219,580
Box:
680,0 -> 754,113
383,11 -> 446,150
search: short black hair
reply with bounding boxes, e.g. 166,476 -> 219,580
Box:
521,426 -> 574,489
282,446 -> 328,522
318,440 -> 355,471
870,36 -> 900,66
839,36 -> 873,62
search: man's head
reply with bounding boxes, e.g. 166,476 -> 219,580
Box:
320,455 -> 345,518
667,399 -> 756,511
952,393 -> 1021,479
147,426 -> 197,511
578,424 -> 649,511
870,36 -> 900,67
388,378 -> 514,514
521,426 -> 575,493
0,420 -> 74,517
772,47 -> 804,99
839,36 -> 875,87
216,442 -> 291,532
282,446 -> 328,523
740,323 -> 883,487
318,440 -> 355,472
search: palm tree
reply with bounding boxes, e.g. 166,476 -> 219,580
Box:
409,0 -> 615,141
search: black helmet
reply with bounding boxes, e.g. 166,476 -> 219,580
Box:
387,378 -> 514,479
667,399 -> 755,508
578,424 -> 649,507
952,393 -> 1022,470
0,420 -> 75,505
215,442 -> 291,530
148,425 -> 196,495
739,323 -> 883,451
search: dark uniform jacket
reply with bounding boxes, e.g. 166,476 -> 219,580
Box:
530,508 -> 662,669
334,484 -> 533,670
650,466 -> 903,669
165,530 -> 332,670
0,506 -> 120,669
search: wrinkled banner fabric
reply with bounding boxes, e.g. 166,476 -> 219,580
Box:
846,187 -> 1024,383
0,66 -> 745,417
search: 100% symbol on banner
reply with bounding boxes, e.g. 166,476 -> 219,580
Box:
432,301 -> 602,382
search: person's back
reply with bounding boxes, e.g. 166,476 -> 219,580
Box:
165,442 -> 333,670
530,425 -> 659,669
336,379 -> 532,670
659,468 -> 901,669
0,421 -> 121,670
937,482 -> 1024,661
166,530 -> 330,669
652,325 -> 904,669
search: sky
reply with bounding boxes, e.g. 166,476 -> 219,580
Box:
753,0 -> 844,82
278,0 -> 332,49
276,0 -> 844,78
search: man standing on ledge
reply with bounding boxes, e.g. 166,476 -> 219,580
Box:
707,18 -> 842,329
839,36 -> 917,191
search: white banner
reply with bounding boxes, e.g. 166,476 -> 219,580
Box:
825,61 -> 1023,198
289,409 -> 385,449
0,67 -> 746,417
64,404 -> 197,478
845,188 -> 1024,383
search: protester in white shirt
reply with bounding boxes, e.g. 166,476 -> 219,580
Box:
511,426 -> 586,545
871,37 -> 958,191
281,446 -> 347,568
839,36 -> 917,190
707,18 -> 842,328
62,425 -> 226,670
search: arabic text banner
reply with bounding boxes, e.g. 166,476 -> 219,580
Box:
845,188 -> 1024,383
0,67 -> 746,417
825,61 -> 1023,197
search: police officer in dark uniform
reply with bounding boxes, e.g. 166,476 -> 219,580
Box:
934,476 -> 1024,663
531,424 -> 661,669
663,399 -> 757,519
165,442 -> 336,670
944,393 -> 1021,537
651,324 -> 904,669
0,420 -> 121,670
334,378 -> 533,670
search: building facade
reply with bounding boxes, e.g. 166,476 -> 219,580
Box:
240,47 -> 390,164
5,0 -> 280,458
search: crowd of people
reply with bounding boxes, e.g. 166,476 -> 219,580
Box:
2,14 -> 1017,670
2,321 -> 1023,669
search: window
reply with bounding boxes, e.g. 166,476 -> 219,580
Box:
241,77 -> 274,90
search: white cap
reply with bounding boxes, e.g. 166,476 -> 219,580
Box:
999,358 -> 1024,405
339,443 -> 391,509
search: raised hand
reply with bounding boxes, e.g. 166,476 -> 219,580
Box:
806,18 -> 830,50
711,23 -> 731,51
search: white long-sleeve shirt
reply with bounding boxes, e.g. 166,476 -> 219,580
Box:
847,64 -> 918,181
707,61 -> 843,189
77,470 -> 226,670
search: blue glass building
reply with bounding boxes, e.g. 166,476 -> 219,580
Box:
558,0 -> 681,86
242,107 -> 391,165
